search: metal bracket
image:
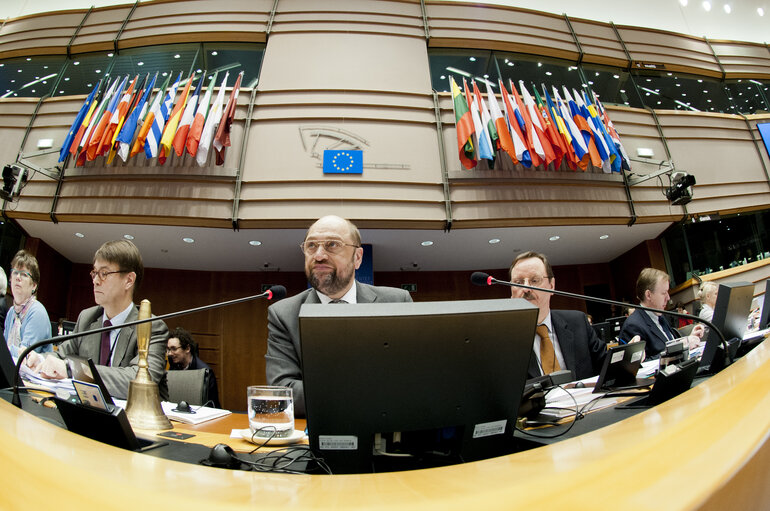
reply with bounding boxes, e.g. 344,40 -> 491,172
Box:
432,90 -> 452,232
625,159 -> 675,186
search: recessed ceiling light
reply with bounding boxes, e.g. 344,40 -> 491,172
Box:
211,51 -> 218,56
702,1 -> 711,11
249,240 -> 262,246
599,234 -> 610,240
488,238 -> 501,244
123,234 -> 134,240
680,0 -> 688,5
421,241 -> 434,246
758,7 -> 764,15
182,237 -> 195,243
549,235 -> 560,241
174,54 -> 181,59
74,232 -> 85,238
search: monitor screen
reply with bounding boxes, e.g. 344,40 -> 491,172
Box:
700,281 -> 754,371
299,298 -> 538,474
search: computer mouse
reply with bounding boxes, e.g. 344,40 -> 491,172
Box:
176,400 -> 192,413
574,381 -> 586,389
204,443 -> 240,469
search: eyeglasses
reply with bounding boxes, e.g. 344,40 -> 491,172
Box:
166,346 -> 181,352
11,269 -> 32,279
299,240 -> 360,255
90,269 -> 128,281
511,276 -> 551,287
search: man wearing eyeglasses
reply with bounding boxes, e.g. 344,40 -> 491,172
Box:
510,251 -> 607,380
36,240 -> 169,400
265,215 -> 412,416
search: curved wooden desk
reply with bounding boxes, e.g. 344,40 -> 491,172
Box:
2,341 -> 770,511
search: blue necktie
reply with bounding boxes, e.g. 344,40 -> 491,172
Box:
659,316 -> 675,340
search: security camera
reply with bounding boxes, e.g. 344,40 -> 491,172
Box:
1,164 -> 28,201
666,172 -> 696,206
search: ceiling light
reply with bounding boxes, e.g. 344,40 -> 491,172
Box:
549,235 -> 560,241
421,241 -> 434,246
211,51 -> 218,55
599,235 -> 609,240
702,1 -> 711,11
723,4 -> 731,13
469,57 -> 476,62
182,237 -> 195,243
488,238 -> 501,244
74,232 -> 85,238
680,0 -> 688,5
249,240 -> 262,246
758,7 -> 764,15
123,234 -> 134,240
73,61 -> 79,66
174,54 -> 181,59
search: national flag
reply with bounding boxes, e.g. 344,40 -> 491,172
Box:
449,76 -> 476,170
186,72 -> 218,157
323,150 -> 363,173
74,77 -> 121,166
594,95 -> 631,171
58,81 -> 101,162
562,87 -> 602,168
130,73 -> 171,158
196,72 -> 229,166
463,78 -> 494,164
519,81 -> 556,167
575,89 -> 615,173
484,81 -> 517,163
532,85 -> 567,169
543,86 -> 579,169
471,81 -> 497,167
106,73 -> 148,164
96,75 -> 137,159
213,71 -> 243,166
553,87 -> 589,168
70,77 -> 117,157
499,80 -> 532,168
86,75 -> 127,161
116,72 -> 156,161
145,71 -> 182,159
159,73 -> 195,163
173,71 -> 204,157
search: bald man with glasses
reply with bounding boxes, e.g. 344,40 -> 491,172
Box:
265,215 -> 412,416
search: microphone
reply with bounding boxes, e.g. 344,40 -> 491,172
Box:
470,272 -> 732,364
12,285 -> 287,408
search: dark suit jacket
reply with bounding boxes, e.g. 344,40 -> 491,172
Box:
527,309 -> 608,380
265,281 -> 413,416
58,304 -> 169,400
185,355 -> 220,408
619,309 -> 678,358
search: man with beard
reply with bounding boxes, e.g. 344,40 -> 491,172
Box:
265,215 -> 412,417
510,251 -> 608,380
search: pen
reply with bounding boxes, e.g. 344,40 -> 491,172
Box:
617,338 -> 628,345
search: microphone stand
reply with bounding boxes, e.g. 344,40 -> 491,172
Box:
11,286 -> 286,408
471,272 -> 733,366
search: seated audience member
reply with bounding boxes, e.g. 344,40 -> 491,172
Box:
697,281 -> 719,322
4,250 -> 52,363
673,302 -> 694,329
167,327 -> 220,408
619,268 -> 704,358
509,251 -> 608,380
265,215 -> 412,417
36,240 -> 169,399
0,268 -> 8,345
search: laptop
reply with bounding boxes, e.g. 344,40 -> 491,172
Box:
593,341 -> 651,393
66,355 -> 114,405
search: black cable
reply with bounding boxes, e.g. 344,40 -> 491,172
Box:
515,384 -> 580,439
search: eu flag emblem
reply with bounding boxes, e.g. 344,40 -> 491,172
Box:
323,150 -> 363,174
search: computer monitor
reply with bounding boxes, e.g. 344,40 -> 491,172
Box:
591,321 -> 613,344
700,281 -> 754,372
299,298 -> 538,474
606,316 -> 627,338
758,279 -> 770,330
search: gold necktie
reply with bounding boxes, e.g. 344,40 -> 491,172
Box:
536,324 -> 561,374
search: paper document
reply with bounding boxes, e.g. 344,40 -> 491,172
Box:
160,401 -> 231,425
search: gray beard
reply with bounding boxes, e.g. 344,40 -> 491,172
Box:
308,268 -> 353,297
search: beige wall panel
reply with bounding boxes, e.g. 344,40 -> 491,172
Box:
130,0 -> 272,19
241,120 -> 442,184
59,180 -> 234,201
51,196 -> 232,219
258,32 -> 430,93
239,182 -> 444,202
70,7 -> 133,52
253,104 -> 435,124
451,200 -> 632,223
687,194 -> 770,215
664,138 -> 766,185
256,90 -> 434,111
280,0 -> 421,16
570,20 -> 628,65
450,183 -> 628,203
236,201 -> 447,223
0,12 -> 84,57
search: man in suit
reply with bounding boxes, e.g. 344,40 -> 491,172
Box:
619,268 -> 703,358
265,215 -> 412,416
37,240 -> 168,400
509,251 -> 608,380
167,326 -> 220,408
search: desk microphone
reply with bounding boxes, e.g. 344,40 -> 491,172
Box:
470,271 -> 732,364
12,285 -> 287,408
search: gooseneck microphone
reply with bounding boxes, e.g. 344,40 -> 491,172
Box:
12,285 -> 287,408
470,272 -> 732,363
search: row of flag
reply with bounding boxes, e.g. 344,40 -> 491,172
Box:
450,76 -> 631,173
58,70 -> 244,167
